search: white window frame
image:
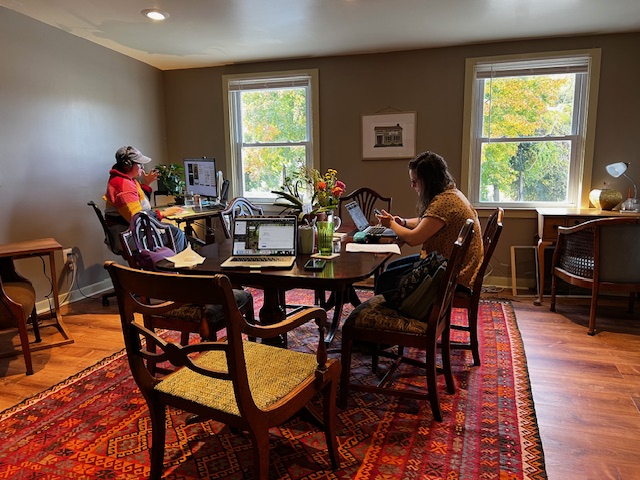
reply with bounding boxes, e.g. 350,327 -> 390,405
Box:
222,69 -> 320,204
460,49 -> 601,209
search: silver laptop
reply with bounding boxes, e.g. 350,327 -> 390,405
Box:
221,216 -> 297,269
344,201 -> 396,237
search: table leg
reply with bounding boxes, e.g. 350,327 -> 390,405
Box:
32,252 -> 74,350
324,288 -> 345,346
259,287 -> 287,347
534,239 -> 552,306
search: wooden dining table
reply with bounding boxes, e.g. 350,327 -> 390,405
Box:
156,236 -> 399,346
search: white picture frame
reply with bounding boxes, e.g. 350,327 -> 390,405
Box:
361,111 -> 417,160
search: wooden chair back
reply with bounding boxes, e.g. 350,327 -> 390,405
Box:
551,216 -> 640,335
104,261 -> 340,477
119,211 -> 177,269
219,197 -> 265,238
338,187 -> 392,224
451,207 -> 504,365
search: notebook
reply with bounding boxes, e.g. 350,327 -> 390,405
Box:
344,201 -> 396,237
220,216 -> 297,269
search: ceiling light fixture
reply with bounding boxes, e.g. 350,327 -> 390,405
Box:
141,9 -> 169,21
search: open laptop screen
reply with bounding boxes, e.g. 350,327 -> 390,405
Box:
232,217 -> 296,256
345,201 -> 372,231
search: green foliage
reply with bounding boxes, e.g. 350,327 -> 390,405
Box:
479,73 -> 575,202
271,165 -> 346,220
240,88 -> 309,196
155,164 -> 185,197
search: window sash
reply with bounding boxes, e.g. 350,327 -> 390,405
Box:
226,72 -> 316,203
468,56 -> 591,208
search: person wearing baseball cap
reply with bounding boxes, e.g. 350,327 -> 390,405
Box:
103,146 -> 188,252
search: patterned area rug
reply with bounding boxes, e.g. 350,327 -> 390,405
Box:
0,291 -> 546,479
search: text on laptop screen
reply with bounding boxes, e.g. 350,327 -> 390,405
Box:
232,218 -> 296,256
345,201 -> 370,230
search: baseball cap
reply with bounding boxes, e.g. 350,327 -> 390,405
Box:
115,146 -> 152,165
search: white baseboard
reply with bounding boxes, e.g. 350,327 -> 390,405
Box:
36,279 -> 114,315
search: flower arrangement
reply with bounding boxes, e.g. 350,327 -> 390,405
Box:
272,166 -> 346,219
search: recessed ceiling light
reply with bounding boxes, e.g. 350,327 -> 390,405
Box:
141,9 -> 169,21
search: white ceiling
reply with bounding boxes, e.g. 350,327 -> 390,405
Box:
3,0 -> 640,71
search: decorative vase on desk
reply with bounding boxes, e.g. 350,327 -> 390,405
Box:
589,185 -> 622,211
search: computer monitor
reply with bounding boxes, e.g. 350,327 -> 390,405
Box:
184,157 -> 217,199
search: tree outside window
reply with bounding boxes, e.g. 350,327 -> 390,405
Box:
224,71 -> 319,202
464,51 -> 600,208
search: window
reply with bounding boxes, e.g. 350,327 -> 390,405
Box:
462,50 -> 601,208
223,70 -> 319,202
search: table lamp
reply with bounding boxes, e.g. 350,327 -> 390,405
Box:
605,162 -> 640,211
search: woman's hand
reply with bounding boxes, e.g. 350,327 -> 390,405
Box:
162,206 -> 184,216
141,168 -> 159,186
392,215 -> 406,227
376,209 -> 394,227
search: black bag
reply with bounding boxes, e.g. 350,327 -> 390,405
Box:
383,251 -> 447,313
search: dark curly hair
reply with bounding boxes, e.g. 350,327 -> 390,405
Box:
408,151 -> 456,214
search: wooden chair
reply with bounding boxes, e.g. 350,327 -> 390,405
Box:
218,197 -> 264,239
0,257 -> 41,375
450,207 -> 504,366
120,211 -> 255,356
104,261 -> 341,478
338,187 -> 392,224
550,216 -> 640,335
339,219 -> 475,421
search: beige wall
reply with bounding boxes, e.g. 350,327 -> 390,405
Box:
164,32 -> 640,289
2,4 -> 639,302
0,8 -> 167,300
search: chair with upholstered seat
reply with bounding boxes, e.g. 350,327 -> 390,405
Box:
0,257 -> 41,375
550,216 -> 640,335
105,261 -> 341,478
218,197 -> 265,239
450,207 -> 504,366
339,219 -> 475,421
120,211 -> 255,369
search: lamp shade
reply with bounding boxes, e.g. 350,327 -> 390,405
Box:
605,162 -> 629,178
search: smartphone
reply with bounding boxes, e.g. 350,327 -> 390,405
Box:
304,259 -> 326,271
374,208 -> 382,216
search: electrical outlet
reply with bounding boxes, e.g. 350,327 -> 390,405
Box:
63,248 -> 73,262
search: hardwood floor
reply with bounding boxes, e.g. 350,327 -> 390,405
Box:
2,292 -> 640,479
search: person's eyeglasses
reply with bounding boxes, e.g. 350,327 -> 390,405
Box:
410,178 -> 419,186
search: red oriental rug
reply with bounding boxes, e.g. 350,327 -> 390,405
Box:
0,291 -> 546,479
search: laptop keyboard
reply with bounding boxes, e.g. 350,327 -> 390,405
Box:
366,226 -> 387,235
230,256 -> 280,262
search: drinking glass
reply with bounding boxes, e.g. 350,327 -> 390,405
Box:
317,220 -> 334,256
317,212 -> 341,255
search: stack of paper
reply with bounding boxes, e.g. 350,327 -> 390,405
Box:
345,243 -> 401,254
166,245 -> 206,268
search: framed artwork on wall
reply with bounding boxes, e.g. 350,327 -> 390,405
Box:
361,111 -> 417,160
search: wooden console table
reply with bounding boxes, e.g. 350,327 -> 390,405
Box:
534,208 -> 640,305
0,238 -> 74,349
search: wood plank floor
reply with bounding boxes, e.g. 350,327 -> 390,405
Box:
2,292 -> 640,480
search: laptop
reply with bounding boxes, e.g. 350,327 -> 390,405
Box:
220,216 -> 297,269
344,201 -> 396,237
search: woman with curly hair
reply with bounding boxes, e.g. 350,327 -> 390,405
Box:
375,151 -> 484,294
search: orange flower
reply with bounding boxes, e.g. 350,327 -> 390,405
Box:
317,181 -> 327,191
332,186 -> 344,197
